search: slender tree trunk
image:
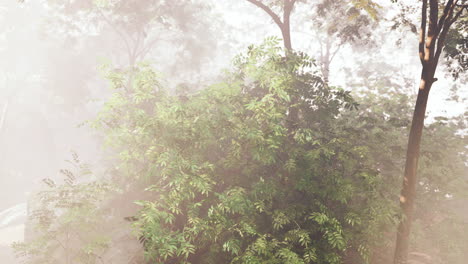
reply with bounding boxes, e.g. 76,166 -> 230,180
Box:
281,22 -> 292,51
318,34 -> 341,87
322,37 -> 331,86
281,1 -> 293,51
393,67 -> 434,264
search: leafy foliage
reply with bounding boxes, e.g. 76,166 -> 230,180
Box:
95,39 -> 393,264
13,154 -> 116,264
444,16 -> 468,79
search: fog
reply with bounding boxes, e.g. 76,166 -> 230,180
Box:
0,0 -> 466,263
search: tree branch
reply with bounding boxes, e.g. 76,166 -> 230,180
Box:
424,0 -> 439,62
318,33 -> 324,61
435,4 -> 465,63
448,4 -> 466,24
135,36 -> 163,60
329,42 -> 342,63
419,0 -> 428,64
129,31 -> 142,66
246,0 -> 283,28
436,0 -> 454,36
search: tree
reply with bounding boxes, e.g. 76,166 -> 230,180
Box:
13,155 -> 118,264
245,0 -> 298,51
245,0 -> 381,86
341,68 -> 468,262
304,0 -> 379,86
45,0 -> 214,68
95,40 -> 408,264
40,0 -> 217,109
394,1 -> 467,263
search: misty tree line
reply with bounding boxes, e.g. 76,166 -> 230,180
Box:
4,0 -> 467,264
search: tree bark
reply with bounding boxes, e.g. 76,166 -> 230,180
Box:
282,0 -> 294,51
393,68 -> 433,264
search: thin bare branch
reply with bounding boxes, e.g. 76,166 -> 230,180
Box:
329,43 -> 342,63
436,0 -> 455,36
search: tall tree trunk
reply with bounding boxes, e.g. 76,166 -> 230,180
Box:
318,34 -> 341,87
281,20 -> 292,51
393,67 -> 433,264
393,1 -> 465,263
281,0 -> 293,51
